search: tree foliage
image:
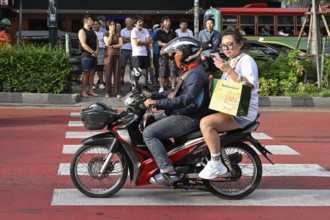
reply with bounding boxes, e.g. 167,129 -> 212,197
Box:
284,0 -> 330,6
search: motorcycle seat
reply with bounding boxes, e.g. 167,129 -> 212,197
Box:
174,129 -> 203,146
173,113 -> 260,146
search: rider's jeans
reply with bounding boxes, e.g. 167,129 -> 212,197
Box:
143,114 -> 200,173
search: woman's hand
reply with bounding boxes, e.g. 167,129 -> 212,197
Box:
214,59 -> 231,73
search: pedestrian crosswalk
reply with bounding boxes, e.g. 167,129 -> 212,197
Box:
51,111 -> 330,207
51,189 -> 330,206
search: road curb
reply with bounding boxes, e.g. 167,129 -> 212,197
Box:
259,96 -> 330,108
0,92 -> 329,108
0,92 -> 81,105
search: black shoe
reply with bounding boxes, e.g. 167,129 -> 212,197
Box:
149,171 -> 182,185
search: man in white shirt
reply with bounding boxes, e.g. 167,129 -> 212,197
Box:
93,20 -> 105,89
120,17 -> 133,84
131,16 -> 152,86
175,19 -> 193,38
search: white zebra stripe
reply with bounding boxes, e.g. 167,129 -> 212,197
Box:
51,188 -> 330,206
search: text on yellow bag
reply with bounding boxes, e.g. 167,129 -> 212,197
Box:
209,79 -> 251,116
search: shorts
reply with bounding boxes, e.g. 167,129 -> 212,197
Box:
232,116 -> 253,129
120,49 -> 133,69
82,53 -> 97,72
132,56 -> 149,70
97,48 -> 105,66
159,56 -> 177,77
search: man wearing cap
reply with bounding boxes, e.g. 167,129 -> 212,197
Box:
120,17 -> 133,84
175,19 -> 193,38
131,16 -> 152,86
0,18 -> 12,49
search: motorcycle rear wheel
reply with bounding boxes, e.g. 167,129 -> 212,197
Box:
70,144 -> 128,198
203,142 -> 262,200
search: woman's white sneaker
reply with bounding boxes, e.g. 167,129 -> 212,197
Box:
199,160 -> 228,179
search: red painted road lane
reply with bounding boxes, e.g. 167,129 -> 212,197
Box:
0,107 -> 330,220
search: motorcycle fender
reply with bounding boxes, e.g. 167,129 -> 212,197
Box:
81,132 -> 119,152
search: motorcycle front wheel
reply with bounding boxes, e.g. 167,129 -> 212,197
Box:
203,142 -> 262,200
70,144 -> 128,198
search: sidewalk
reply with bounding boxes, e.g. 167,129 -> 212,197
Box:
1,67 -> 330,109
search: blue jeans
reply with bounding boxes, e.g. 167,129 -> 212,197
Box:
143,114 -> 200,173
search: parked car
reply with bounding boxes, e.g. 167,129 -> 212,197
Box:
219,40 -> 282,61
258,38 -> 307,56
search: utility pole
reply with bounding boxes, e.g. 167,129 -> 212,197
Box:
194,0 -> 199,37
48,0 -> 57,47
18,0 -> 22,44
311,0 -> 321,90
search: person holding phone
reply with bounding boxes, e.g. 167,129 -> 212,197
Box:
199,29 -> 259,180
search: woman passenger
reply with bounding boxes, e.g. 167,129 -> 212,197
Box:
199,29 -> 259,179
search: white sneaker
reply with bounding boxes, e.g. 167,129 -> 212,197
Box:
99,83 -> 105,90
159,87 -> 164,93
199,160 -> 228,179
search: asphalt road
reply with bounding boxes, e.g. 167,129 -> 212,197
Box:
0,107 -> 330,220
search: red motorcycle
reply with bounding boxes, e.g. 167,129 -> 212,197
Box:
70,89 -> 273,199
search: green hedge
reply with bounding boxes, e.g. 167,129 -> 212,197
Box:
0,44 -> 71,94
256,51 -> 330,97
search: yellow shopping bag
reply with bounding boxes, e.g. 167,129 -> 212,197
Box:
209,79 -> 251,116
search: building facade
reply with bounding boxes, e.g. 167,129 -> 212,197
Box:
1,0 -> 282,42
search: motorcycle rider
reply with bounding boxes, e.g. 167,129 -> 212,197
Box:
143,37 -> 210,184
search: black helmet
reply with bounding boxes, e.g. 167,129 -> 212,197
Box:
161,37 -> 201,64
130,68 -> 142,83
81,102 -> 118,130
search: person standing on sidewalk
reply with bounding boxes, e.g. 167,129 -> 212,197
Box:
0,18 -> 12,49
103,20 -> 123,98
131,15 -> 152,87
120,17 -> 133,84
151,22 -> 162,88
93,20 -> 106,90
78,15 -> 98,98
156,16 -> 177,93
175,19 -> 193,38
197,17 -> 221,90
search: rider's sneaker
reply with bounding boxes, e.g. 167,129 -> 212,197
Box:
199,160 -> 228,179
149,171 -> 182,185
